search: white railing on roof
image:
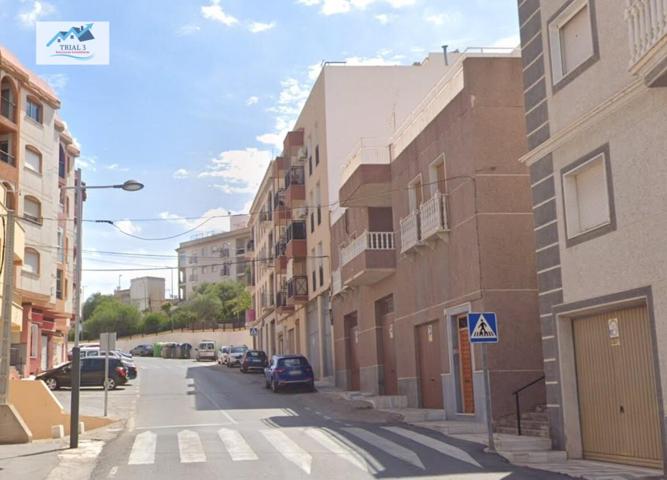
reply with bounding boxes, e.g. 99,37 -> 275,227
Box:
340,231 -> 395,266
626,0 -> 667,68
420,193 -> 448,239
399,211 -> 420,253
340,137 -> 391,187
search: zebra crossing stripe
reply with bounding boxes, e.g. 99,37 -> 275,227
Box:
305,427 -> 368,472
261,429 -> 312,474
218,428 -> 258,461
382,426 -> 481,468
128,431 -> 156,465
343,427 -> 425,470
177,430 -> 207,463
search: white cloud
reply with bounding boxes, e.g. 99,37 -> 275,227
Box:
17,1 -> 54,26
104,163 -> 129,172
77,155 -> 97,171
176,24 -> 201,36
374,13 -> 395,24
115,219 -> 141,235
201,0 -> 238,26
198,148 -> 272,194
492,34 -> 521,49
246,96 -> 259,106
173,168 -> 190,179
297,0 -> 415,15
385,0 -> 415,7
41,73 -> 68,95
159,207 -> 233,233
248,21 -> 275,33
297,0 -> 320,5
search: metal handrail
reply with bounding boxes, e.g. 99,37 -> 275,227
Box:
512,375 -> 545,436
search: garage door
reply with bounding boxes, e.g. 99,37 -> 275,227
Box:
574,305 -> 662,468
416,321 -> 443,409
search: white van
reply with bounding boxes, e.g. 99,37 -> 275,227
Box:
195,341 -> 216,362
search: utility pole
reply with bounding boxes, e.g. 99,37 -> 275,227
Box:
70,169 -> 84,448
0,210 -> 16,405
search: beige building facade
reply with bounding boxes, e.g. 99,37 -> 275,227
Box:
115,276 -> 166,313
517,0 -> 667,469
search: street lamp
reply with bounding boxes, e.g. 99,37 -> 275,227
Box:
64,173 -> 143,449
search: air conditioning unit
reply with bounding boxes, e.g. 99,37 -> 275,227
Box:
294,207 -> 307,219
297,146 -> 308,160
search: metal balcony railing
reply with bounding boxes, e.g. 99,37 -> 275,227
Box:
400,210 -> 421,253
286,221 -> 307,242
274,190 -> 285,208
260,210 -> 273,222
275,240 -> 287,257
1,96 -> 15,122
276,291 -> 288,307
340,231 -> 395,266
420,193 -> 448,239
626,0 -> 667,68
0,148 -> 15,166
285,166 -> 305,188
287,275 -> 308,298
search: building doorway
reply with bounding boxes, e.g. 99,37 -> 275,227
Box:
416,321 -> 444,408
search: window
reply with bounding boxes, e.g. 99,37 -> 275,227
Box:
562,144 -> 615,245
408,175 -> 423,212
25,146 -> 42,173
0,138 -> 14,166
315,145 -> 320,166
548,0 -> 598,89
30,324 -> 39,357
315,183 -> 322,226
24,196 -> 42,224
23,248 -> 40,275
26,97 -> 42,123
57,228 -> 64,263
59,146 -> 66,178
317,243 -> 324,287
429,156 -> 446,195
309,155 -> 313,176
56,269 -> 63,299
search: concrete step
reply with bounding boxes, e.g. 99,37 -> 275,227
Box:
382,408 -> 447,423
495,427 -> 550,438
498,449 -> 567,464
493,434 -> 552,452
363,395 -> 408,409
414,420 -> 487,435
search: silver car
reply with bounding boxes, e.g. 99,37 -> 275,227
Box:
225,345 -> 248,368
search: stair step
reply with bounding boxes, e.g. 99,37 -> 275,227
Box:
496,420 -> 549,430
495,427 -> 550,438
498,449 -> 567,464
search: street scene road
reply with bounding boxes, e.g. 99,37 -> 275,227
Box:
90,357 -> 567,480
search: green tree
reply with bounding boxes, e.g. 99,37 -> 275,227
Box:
189,292 -> 222,328
83,298 -> 141,339
171,308 -> 196,330
142,312 -> 167,334
82,292 -> 114,321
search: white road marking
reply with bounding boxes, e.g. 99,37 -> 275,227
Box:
305,428 -> 368,472
177,430 -> 207,463
261,429 -> 312,474
128,431 -> 157,465
383,426 -> 482,468
343,427 -> 425,470
135,422 -> 232,430
218,428 -> 258,461
107,466 -> 118,478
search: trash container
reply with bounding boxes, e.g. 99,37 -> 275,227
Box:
180,343 -> 192,359
162,343 -> 176,359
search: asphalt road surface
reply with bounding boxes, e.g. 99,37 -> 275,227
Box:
92,357 -> 570,480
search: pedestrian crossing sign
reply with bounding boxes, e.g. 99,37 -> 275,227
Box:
467,312 -> 499,343
249,327 -> 258,336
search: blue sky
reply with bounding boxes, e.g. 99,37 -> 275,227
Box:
0,0 -> 519,298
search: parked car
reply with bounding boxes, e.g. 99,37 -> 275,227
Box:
195,340 -> 216,361
36,357 -> 128,391
240,350 -> 267,373
130,344 -> 154,357
217,345 -> 230,365
226,345 -> 248,368
264,355 -> 315,392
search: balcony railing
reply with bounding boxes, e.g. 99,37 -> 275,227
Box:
420,193 -> 448,239
287,275 -> 308,298
275,240 -> 287,257
276,291 -> 288,307
260,210 -> 273,222
341,231 -> 395,266
286,220 -> 307,242
400,210 -> 421,253
0,148 -> 15,167
285,166 -> 305,188
274,190 -> 285,208
626,0 -> 667,69
332,268 -> 342,295
1,96 -> 16,122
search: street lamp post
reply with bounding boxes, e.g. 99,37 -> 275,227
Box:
65,173 -> 143,449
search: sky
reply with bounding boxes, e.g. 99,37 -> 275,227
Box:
0,0 -> 520,300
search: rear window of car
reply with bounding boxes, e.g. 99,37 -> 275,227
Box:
231,346 -> 246,353
247,351 -> 265,358
199,343 -> 214,350
279,357 -> 306,367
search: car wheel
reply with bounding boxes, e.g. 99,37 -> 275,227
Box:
308,381 -> 316,393
271,378 -> 279,393
105,378 -> 117,390
265,378 -> 270,389
45,377 -> 59,391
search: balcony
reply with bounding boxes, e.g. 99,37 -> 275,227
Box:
287,275 -> 308,304
286,221 -> 307,259
332,268 -> 343,296
0,146 -> 15,167
626,0 -> 667,86
275,240 -> 287,273
340,139 -> 392,207
284,166 -> 305,204
400,210 -> 421,253
419,193 -> 448,241
340,231 -> 396,287
274,190 -> 291,221
260,210 -> 273,222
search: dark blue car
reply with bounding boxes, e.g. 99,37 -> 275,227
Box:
264,355 -> 315,393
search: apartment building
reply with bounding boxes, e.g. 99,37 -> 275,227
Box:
290,53 -> 454,381
1,46 -> 78,376
516,0 -> 667,468
114,276 -> 166,313
332,52 -> 545,429
177,215 -> 251,302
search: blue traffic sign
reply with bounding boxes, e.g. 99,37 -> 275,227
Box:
467,313 -> 499,343
249,327 -> 258,337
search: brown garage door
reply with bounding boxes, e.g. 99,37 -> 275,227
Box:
416,321 -> 444,409
382,312 -> 398,395
574,305 -> 663,468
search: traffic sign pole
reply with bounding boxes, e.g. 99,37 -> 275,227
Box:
482,343 -> 495,453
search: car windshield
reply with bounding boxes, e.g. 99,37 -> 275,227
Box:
247,351 -> 264,358
199,343 -> 214,350
231,347 -> 246,353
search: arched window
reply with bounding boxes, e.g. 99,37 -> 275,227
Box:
2,182 -> 16,211
25,145 -> 42,173
24,248 -> 40,275
24,195 -> 42,224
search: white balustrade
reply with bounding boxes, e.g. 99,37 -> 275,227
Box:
400,211 -> 420,253
340,231 -> 395,266
626,0 -> 667,67
420,193 -> 448,240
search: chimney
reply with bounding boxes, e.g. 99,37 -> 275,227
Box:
442,45 -> 449,65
